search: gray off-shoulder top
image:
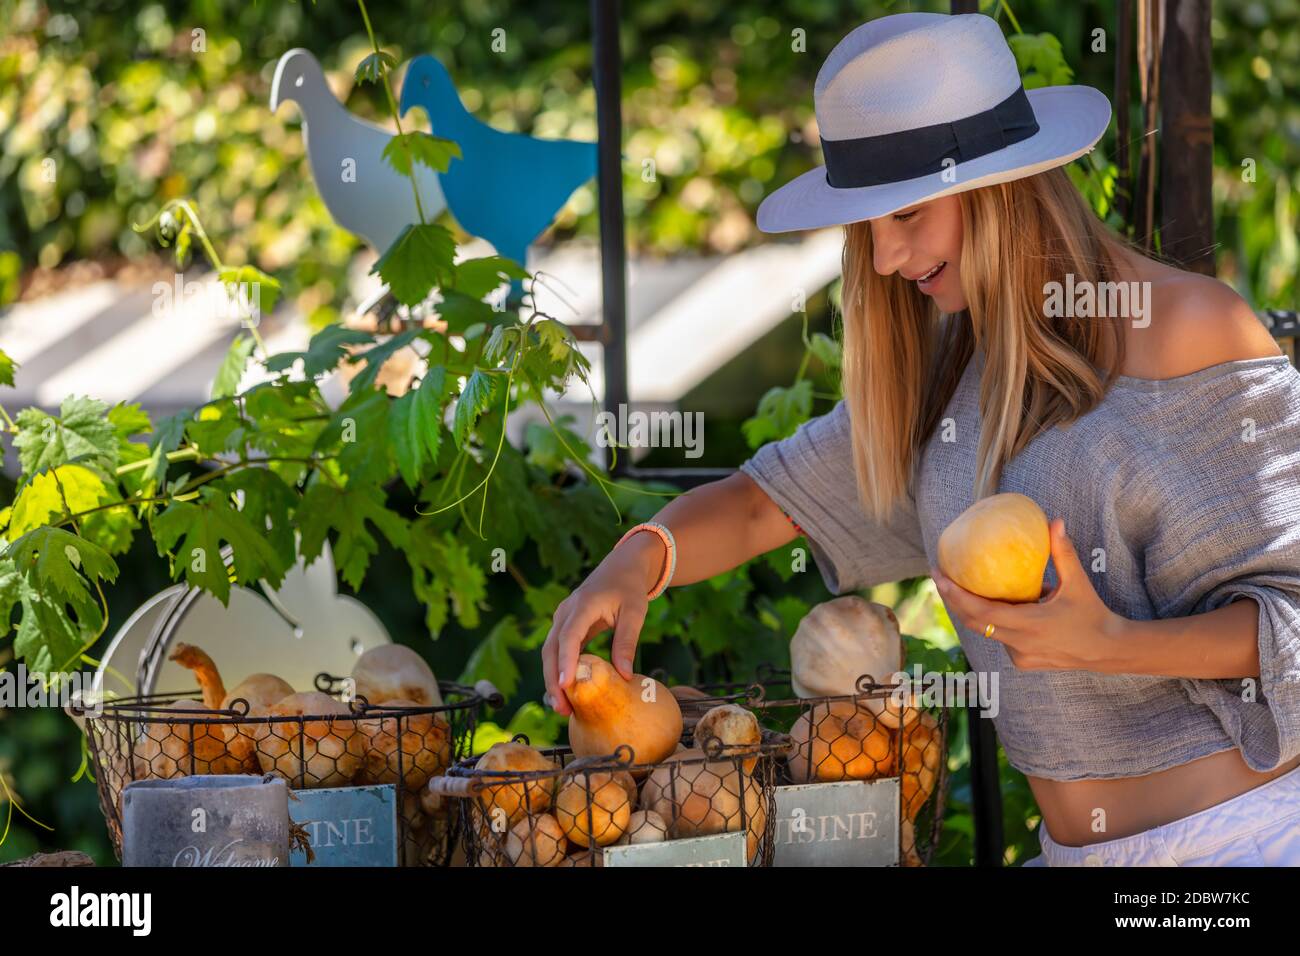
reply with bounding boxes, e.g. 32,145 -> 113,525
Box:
739,347 -> 1300,781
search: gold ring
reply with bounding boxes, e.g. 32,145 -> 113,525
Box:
984,622 -> 996,638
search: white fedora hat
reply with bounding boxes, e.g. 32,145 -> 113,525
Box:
756,12 -> 1112,233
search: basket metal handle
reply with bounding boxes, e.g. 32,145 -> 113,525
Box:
427,776 -> 483,799
473,680 -> 504,706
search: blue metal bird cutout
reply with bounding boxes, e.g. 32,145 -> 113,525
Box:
399,54 -> 599,308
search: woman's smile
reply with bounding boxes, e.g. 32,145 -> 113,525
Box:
914,261 -> 947,292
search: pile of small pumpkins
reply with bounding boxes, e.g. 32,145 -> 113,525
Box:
466,655 -> 770,867
103,642 -> 453,863
784,594 -> 943,866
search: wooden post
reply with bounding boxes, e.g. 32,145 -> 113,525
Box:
1115,0 -> 1133,227
1134,0 -> 1161,249
1158,0 -> 1215,274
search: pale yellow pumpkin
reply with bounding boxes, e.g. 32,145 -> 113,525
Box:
618,810 -> 669,845
254,692 -> 365,787
692,704 -> 761,773
505,813 -> 568,867
900,710 -> 942,821
789,597 -> 905,730
937,492 -> 1050,602
787,700 -> 895,783
554,772 -> 633,848
474,741 -> 560,829
640,748 -> 764,850
352,644 -> 443,707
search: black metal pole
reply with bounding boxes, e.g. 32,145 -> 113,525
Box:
967,705 -> 1003,866
591,0 -> 629,477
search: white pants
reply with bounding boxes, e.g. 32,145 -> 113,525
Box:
1023,761 -> 1300,866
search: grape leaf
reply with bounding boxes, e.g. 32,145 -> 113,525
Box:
347,328 -> 422,393
14,396 -> 118,480
446,417 -> 533,557
212,334 -> 255,399
7,525 -> 119,609
355,50 -> 396,84
5,465 -> 107,538
0,348 -> 16,388
533,319 -> 574,364
265,324 -> 374,378
529,481 -> 617,580
525,415 -> 588,474
432,290 -> 497,335
79,491 -> 139,557
521,582 -> 569,648
108,402 -> 152,438
216,469 -> 299,579
740,379 -> 814,450
185,401 -> 245,457
143,411 -> 189,493
381,132 -> 462,177
372,223 -> 456,307
14,583 -> 98,674
243,380 -> 328,467
218,266 -> 281,319
452,369 -> 500,450
808,332 -> 842,368
387,391 -> 420,490
297,477 -> 410,591
388,365 -> 447,490
322,386 -> 391,485
0,559 -> 21,638
770,594 -> 812,637
408,526 -> 487,633
410,365 -> 446,465
760,539 -> 804,582
152,488 -> 288,603
1008,33 -> 1074,89
521,324 -> 590,391
498,702 -> 565,746
482,325 -> 519,365
451,256 -> 529,300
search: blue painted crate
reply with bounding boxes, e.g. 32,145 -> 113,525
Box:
289,784 -> 399,867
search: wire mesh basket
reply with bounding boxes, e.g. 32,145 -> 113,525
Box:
665,666 -> 950,866
75,676 -> 501,866
431,725 -> 792,867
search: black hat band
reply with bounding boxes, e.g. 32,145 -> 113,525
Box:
820,85 -> 1040,189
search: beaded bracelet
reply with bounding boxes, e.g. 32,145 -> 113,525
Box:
616,521 -> 677,600
781,507 -> 806,537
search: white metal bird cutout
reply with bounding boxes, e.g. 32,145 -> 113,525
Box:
270,48 -> 448,256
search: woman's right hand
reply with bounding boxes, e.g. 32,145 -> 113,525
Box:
542,532 -> 664,717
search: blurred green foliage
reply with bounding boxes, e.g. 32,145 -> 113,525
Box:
3,0 -> 1295,309
0,0 -> 1295,868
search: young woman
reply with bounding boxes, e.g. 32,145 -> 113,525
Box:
542,12 -> 1300,866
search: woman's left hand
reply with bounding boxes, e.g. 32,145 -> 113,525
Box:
930,518 -> 1132,672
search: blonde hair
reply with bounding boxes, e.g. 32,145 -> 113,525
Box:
840,166 -> 1142,523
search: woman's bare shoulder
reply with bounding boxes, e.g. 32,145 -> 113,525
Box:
1121,272 -> 1283,381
